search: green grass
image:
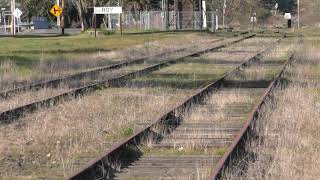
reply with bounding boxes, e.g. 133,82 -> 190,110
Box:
120,127 -> 134,137
0,33 -> 188,54
0,32 -> 215,80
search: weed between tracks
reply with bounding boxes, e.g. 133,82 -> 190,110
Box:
187,91 -> 259,123
141,146 -> 226,157
223,40 -> 320,179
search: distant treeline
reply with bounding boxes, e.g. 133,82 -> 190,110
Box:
8,0 -> 297,30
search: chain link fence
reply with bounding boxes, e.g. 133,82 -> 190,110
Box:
103,11 -> 218,33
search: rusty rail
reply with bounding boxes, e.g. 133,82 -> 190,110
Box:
66,38 -> 281,180
209,54 -> 294,180
0,35 -> 255,123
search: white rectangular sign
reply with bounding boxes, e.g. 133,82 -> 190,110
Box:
94,7 -> 122,14
284,13 -> 292,20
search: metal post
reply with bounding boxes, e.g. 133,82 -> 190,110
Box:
108,14 -> 112,31
17,17 -> 19,33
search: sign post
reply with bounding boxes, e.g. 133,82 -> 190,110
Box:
284,13 -> 292,28
50,3 -> 63,34
93,7 -> 123,37
250,13 -> 257,30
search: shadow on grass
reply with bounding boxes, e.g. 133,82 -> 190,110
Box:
222,80 -> 272,88
0,55 -> 37,69
124,73 -> 221,89
0,34 -> 71,39
183,58 -> 241,65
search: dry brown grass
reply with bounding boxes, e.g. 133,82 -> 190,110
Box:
0,87 -> 69,112
186,90 -> 258,123
0,36 -> 281,179
0,37 -> 232,110
0,87 -> 193,178
224,40 -> 320,179
222,38 -> 277,52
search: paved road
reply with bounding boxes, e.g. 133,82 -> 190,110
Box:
0,28 -> 81,37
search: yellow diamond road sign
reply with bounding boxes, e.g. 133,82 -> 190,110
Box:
50,4 -> 62,17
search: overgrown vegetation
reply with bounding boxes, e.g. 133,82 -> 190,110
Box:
224,38 -> 320,179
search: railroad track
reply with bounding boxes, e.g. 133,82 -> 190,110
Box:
0,35 -> 254,123
65,37 -> 290,180
0,36 -> 238,99
0,45 -> 189,98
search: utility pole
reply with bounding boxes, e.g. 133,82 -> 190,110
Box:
199,0 -> 203,31
297,0 -> 300,28
174,0 -> 179,30
222,0 -> 226,28
166,0 -> 169,30
61,0 -> 65,35
11,0 -> 15,35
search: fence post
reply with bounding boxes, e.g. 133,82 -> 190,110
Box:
148,11 -> 151,30
211,13 -> 214,32
215,11 -> 219,30
178,11 -> 180,30
120,13 -> 123,36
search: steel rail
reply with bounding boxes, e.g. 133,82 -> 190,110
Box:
66,37 -> 281,180
0,35 -> 255,123
209,54 -> 294,180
